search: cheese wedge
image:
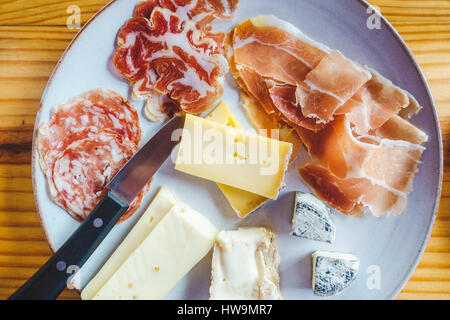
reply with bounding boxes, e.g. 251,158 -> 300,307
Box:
91,202 -> 218,300
175,115 -> 293,200
81,186 -> 178,300
206,102 -> 269,218
210,228 -> 282,300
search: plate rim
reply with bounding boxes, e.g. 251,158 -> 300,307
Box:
30,0 -> 444,299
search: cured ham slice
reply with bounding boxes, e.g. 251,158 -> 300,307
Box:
344,71 -> 410,134
299,164 -> 407,217
296,115 -> 424,196
38,90 -> 148,223
240,93 -> 302,163
232,16 -> 328,86
299,51 -> 372,123
269,85 -> 326,132
228,15 -> 427,217
371,115 -> 428,145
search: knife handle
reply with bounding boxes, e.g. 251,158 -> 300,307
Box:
8,192 -> 129,300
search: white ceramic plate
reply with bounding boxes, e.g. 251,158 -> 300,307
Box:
32,0 -> 443,299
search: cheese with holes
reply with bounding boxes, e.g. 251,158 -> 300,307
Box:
81,186 -> 177,300
206,102 -> 269,217
209,228 -> 282,300
88,196 -> 218,300
175,115 -> 293,200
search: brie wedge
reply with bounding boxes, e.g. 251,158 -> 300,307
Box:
210,228 -> 282,300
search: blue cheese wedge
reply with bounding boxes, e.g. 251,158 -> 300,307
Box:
210,228 -> 282,300
292,192 -> 335,243
312,251 -> 360,297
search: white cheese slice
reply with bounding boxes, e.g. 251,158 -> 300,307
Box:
291,192 -> 335,243
81,186 -> 178,300
312,251 -> 360,297
90,201 -> 218,300
210,228 -> 282,300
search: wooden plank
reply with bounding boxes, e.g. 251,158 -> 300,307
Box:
0,0 -> 448,301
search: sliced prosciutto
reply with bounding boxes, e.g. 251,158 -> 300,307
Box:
296,115 -> 425,196
269,85 -> 326,132
299,164 -> 407,217
227,15 -> 427,217
114,0 -> 239,120
344,71 -> 410,134
298,50 -> 372,123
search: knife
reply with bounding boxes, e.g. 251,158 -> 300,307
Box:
9,115 -> 185,300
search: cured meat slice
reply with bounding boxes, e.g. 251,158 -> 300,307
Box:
52,132 -> 139,221
134,0 -> 239,27
38,90 -> 148,223
114,7 -> 229,116
370,115 -> 428,145
299,51 -> 372,123
269,85 -> 326,132
232,16 -> 328,86
345,71 -> 410,134
299,164 -> 408,217
240,93 -> 303,163
297,115 -> 424,195
38,89 -> 141,193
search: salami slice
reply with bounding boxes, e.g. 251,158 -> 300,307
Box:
51,132 -> 139,220
38,88 -> 141,171
38,89 -> 148,223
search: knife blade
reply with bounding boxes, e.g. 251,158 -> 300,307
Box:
109,115 -> 185,204
9,115 -> 186,300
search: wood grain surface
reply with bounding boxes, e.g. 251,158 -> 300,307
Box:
0,0 -> 449,300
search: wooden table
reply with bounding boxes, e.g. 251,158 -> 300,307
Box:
0,0 -> 448,300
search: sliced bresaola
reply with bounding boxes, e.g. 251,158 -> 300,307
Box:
51,132 -> 139,221
296,115 -> 425,195
299,164 -> 408,217
298,50 -> 372,123
114,7 -> 229,117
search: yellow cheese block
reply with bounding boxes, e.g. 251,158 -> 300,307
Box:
91,201 -> 218,300
206,102 -> 269,218
175,114 -> 293,200
81,186 -> 178,300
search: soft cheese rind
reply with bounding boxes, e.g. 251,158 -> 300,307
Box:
312,251 -> 360,297
291,192 -> 335,243
210,228 -> 282,300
